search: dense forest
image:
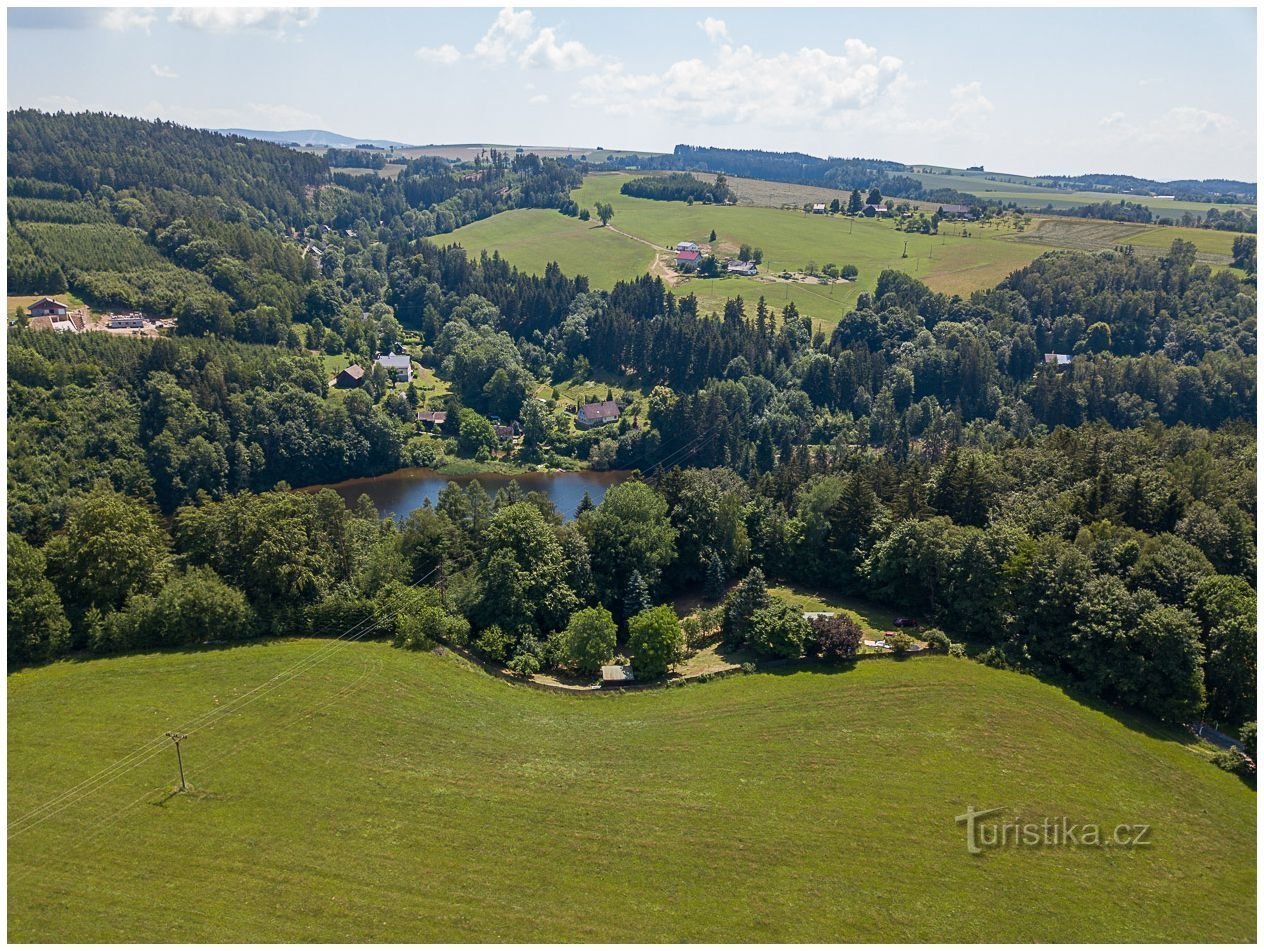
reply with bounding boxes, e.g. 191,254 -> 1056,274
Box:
620,172 -> 735,204
6,111 -> 1258,742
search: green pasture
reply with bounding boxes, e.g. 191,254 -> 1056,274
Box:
903,168 -> 1254,216
451,173 -> 1049,328
8,641 -> 1254,941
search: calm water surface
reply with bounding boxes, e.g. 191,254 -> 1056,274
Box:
315,468 -> 630,521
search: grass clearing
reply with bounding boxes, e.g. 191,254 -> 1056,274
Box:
8,291 -> 87,315
9,640 -> 1254,942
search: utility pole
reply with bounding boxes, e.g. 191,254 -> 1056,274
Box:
165,732 -> 188,792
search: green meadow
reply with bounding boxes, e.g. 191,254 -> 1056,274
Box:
452,172 -> 1048,329
449,172 -> 1246,331
903,167 -> 1255,216
8,640 -> 1255,942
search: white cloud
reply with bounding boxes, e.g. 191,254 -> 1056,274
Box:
947,81 -> 993,121
472,6 -> 536,63
150,64 -> 179,79
576,38 -> 906,128
1095,105 -> 1239,144
167,7 -> 318,36
518,27 -> 596,71
139,100 -> 325,130
1159,106 -> 1237,137
529,94 -> 549,105
697,17 -> 729,42
102,7 -> 157,32
417,44 -> 461,65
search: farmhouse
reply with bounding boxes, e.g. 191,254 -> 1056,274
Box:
812,203 -> 827,214
676,248 -> 702,272
676,241 -> 700,252
577,400 -> 621,429
107,313 -> 145,329
938,203 -> 975,220
863,204 -> 890,217
601,664 -> 635,688
335,364 -> 365,388
416,409 -> 447,429
726,259 -> 758,276
28,297 -> 68,318
1043,353 -> 1072,367
493,424 -> 515,443
375,353 -> 413,383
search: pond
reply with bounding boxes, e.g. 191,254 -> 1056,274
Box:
313,468 -> 630,522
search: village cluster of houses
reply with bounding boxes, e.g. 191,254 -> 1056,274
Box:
810,201 -> 974,220
674,241 -> 758,277
335,352 -> 415,388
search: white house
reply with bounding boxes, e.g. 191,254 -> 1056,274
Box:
375,352 -> 413,383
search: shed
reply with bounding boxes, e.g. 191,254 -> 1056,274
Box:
336,364 -> 365,387
601,664 -> 635,687
417,409 -> 448,428
1043,353 -> 1072,367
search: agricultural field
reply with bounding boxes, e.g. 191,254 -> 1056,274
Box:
1013,218 -> 1241,265
449,172 -> 1249,330
451,172 -> 1049,330
8,640 -> 1255,942
394,144 -> 664,163
902,167 -> 1255,216
447,204 -> 655,288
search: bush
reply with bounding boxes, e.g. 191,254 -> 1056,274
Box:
808,614 -> 863,660
923,627 -> 951,651
475,624 -> 513,662
886,631 -> 916,655
397,605 -> 469,650
748,599 -> 811,659
1240,722 -> 1256,760
1212,746 -> 1255,778
948,642 -> 968,658
977,645 -> 1012,670
508,650 -> 541,678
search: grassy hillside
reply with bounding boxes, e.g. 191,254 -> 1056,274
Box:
903,167 -> 1254,215
451,172 -> 1048,329
9,640 -> 1255,942
449,172 -> 1248,330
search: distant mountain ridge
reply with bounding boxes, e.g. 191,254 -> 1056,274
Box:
214,128 -> 412,149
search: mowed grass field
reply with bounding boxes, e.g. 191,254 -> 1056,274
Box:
449,172 -> 1248,331
8,640 -> 1255,942
451,172 -> 1047,329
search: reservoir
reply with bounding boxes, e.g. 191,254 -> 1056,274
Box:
314,468 -> 630,522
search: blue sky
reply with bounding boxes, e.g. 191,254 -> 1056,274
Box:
7,6 -> 1257,181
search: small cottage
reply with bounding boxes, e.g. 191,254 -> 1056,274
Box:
336,364 -> 365,388
577,400 -> 620,429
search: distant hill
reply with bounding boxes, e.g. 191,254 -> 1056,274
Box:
215,128 -> 412,149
